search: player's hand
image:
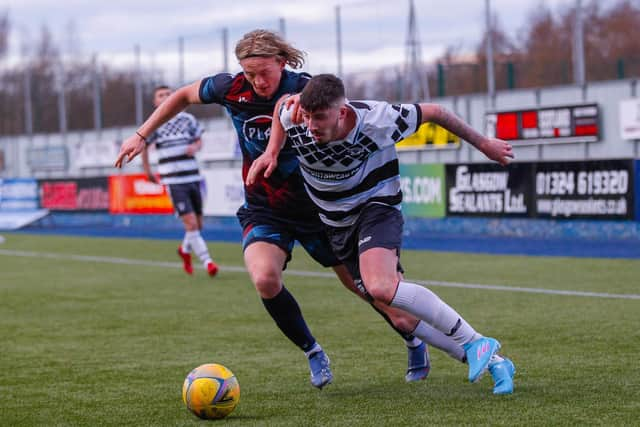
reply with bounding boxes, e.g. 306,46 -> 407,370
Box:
115,134 -> 146,168
246,152 -> 278,186
480,138 -> 514,166
146,172 -> 159,184
284,94 -> 303,124
185,143 -> 198,157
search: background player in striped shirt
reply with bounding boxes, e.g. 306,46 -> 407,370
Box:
116,30 -> 442,389
248,73 -> 516,394
141,85 -> 218,277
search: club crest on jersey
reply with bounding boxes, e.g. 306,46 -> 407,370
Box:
348,146 -> 364,157
242,115 -> 272,142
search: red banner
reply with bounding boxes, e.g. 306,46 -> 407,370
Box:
108,174 -> 173,214
39,178 -> 110,211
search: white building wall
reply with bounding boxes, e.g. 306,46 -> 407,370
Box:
0,79 -> 638,178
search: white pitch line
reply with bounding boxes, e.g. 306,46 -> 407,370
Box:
1,248 -> 639,301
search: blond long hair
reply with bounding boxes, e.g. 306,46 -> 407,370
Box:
235,29 -> 306,69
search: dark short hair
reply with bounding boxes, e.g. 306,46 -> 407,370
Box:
153,85 -> 171,94
300,74 -> 345,112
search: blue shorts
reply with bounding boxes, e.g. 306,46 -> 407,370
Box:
237,206 -> 340,270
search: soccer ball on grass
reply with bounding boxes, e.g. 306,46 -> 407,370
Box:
182,363 -> 240,420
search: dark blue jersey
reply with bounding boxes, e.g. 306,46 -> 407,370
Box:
199,70 -> 316,222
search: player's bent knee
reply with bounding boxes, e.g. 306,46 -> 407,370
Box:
251,271 -> 283,299
181,214 -> 199,231
365,279 -> 397,304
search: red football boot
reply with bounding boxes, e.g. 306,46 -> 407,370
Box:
206,261 -> 219,278
177,246 -> 193,275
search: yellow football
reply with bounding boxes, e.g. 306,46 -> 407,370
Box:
182,363 -> 240,420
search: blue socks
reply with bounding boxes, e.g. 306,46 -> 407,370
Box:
261,286 -> 316,352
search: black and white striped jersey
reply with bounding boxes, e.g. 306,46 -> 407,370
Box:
280,100 -> 422,227
147,112 -> 204,185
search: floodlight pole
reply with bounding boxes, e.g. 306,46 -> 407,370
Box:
56,61 -> 68,135
335,5 -> 343,78
134,44 -> 143,126
222,27 -> 229,73
485,0 -> 496,107
573,0 -> 585,86
23,62 -> 33,135
404,0 -> 429,101
178,36 -> 185,86
92,53 -> 102,133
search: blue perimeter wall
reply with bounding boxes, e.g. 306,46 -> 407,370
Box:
18,213 -> 640,259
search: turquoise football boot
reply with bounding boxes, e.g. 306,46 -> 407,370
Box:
463,337 -> 501,383
489,357 -> 515,394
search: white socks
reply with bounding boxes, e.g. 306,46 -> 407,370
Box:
181,234 -> 191,253
185,230 -> 212,267
411,321 -> 466,362
405,337 -> 422,348
391,281 -> 480,347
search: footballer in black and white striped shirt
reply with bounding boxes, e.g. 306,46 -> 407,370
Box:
142,86 -> 218,278
249,74 -> 517,395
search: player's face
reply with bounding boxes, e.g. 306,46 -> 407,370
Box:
153,88 -> 172,107
303,106 -> 343,144
239,56 -> 285,99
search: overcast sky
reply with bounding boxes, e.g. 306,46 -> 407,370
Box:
0,0 -> 617,84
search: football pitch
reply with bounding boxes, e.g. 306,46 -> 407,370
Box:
1,233 -> 638,426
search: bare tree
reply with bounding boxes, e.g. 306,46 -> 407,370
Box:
433,0 -> 640,94
516,5 -> 572,88
475,13 -> 518,92
580,0 -> 640,80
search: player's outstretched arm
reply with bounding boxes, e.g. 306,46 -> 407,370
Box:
245,96 -> 290,186
115,81 -> 203,168
419,104 -> 514,166
141,145 -> 158,184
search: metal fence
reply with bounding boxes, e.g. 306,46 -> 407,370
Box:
1,78 -> 638,180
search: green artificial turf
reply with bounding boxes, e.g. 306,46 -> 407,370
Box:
1,233 -> 638,426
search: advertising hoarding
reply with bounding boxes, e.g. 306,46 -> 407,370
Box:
445,163 -> 534,217
399,163 -> 446,218
534,160 -> 634,220
39,177 -> 109,211
0,178 -> 39,210
108,174 -> 173,214
397,123 -> 460,149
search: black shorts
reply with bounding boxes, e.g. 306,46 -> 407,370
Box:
237,205 -> 341,270
327,203 -> 404,285
167,181 -> 204,216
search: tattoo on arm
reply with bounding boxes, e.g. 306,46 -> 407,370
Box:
425,104 -> 486,149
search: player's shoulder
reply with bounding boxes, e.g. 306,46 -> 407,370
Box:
350,99 -> 392,122
281,70 -> 312,92
199,72 -> 244,102
348,100 -> 384,112
175,111 -> 196,121
201,71 -> 238,87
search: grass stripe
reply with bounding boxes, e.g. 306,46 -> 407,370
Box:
1,248 -> 638,301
